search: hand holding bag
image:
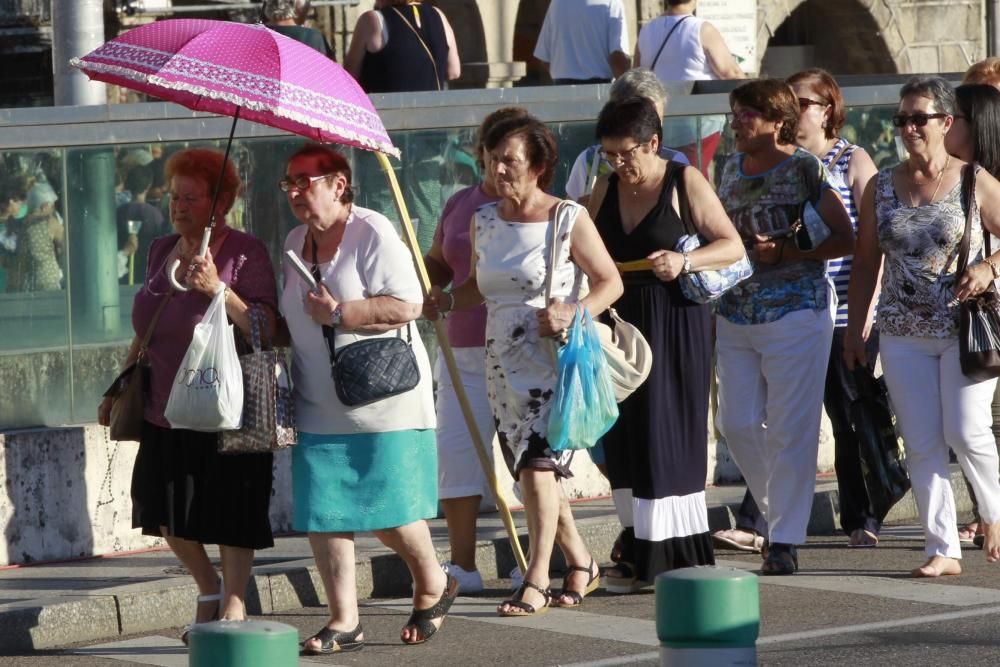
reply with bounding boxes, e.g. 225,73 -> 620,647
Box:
672,166 -> 753,304
955,164 -> 1000,381
546,201 -> 652,402
547,307 -> 619,451
219,308 -> 297,454
164,285 -> 244,431
850,366 -> 910,521
102,291 -> 172,441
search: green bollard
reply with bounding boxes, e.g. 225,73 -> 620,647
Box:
655,566 -> 759,666
188,620 -> 299,667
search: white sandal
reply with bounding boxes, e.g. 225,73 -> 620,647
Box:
180,583 -> 224,646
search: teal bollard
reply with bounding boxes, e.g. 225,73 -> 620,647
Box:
188,620 -> 299,667
655,566 -> 759,666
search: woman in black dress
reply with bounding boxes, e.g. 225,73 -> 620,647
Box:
588,97 -> 743,591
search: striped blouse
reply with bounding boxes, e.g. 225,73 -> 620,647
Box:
823,138 -> 861,328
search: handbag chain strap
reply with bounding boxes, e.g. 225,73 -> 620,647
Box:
388,6 -> 442,91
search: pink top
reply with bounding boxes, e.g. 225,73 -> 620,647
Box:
132,229 -> 278,428
434,184 -> 496,347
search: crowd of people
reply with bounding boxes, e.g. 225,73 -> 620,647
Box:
17,0 -> 995,652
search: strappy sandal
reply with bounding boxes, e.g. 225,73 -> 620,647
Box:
556,558 -> 600,608
760,543 -> 798,576
602,562 -> 649,594
301,622 -> 364,655
180,584 -> 224,646
497,580 -> 551,617
401,574 -> 459,645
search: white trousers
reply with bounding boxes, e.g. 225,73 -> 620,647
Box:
880,335 -> 1000,558
716,307 -> 834,545
434,347 -> 496,502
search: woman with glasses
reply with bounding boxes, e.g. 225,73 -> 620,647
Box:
847,76 -> 1000,577
715,79 -> 854,575
97,148 -> 279,641
278,144 -> 456,652
588,96 -> 743,592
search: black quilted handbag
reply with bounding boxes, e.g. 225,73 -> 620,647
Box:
323,322 -> 420,406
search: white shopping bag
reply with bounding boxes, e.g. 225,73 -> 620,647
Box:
164,286 -> 244,431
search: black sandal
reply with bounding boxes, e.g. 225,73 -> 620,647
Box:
760,543 -> 798,576
301,623 -> 364,654
556,558 -> 600,607
401,574 -> 458,645
497,580 -> 552,617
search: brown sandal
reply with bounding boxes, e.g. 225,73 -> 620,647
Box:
556,558 -> 600,607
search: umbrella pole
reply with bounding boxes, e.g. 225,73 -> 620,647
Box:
375,151 -> 528,577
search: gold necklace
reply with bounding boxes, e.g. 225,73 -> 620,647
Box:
908,155 -> 950,206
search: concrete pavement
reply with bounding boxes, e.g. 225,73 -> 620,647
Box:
0,468 -> 973,653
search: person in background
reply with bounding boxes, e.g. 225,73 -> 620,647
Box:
262,0 -> 334,58
427,114 -> 623,616
715,79 -> 854,576
423,107 -> 527,594
0,171 -> 32,292
8,181 -> 63,292
847,76 -> 1000,577
533,0 -> 630,85
279,144 -> 456,652
117,164 -> 166,286
589,96 -> 743,592
345,0 -> 460,93
634,0 -> 745,177
957,59 -> 1000,546
565,68 -> 689,205
97,148 -> 279,643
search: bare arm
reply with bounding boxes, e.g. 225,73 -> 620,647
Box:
701,23 -> 745,80
956,167 -> 1000,302
648,167 -> 744,281
609,51 -> 630,78
422,227 -> 455,288
569,208 -> 624,316
345,11 -> 380,79
844,179 -> 883,369
424,218 -> 484,320
632,44 -> 642,69
436,8 -> 461,81
847,146 -> 878,210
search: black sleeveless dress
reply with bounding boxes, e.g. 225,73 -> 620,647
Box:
359,4 -> 449,93
594,162 -> 715,580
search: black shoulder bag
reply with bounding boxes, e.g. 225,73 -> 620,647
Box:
956,164 -> 1000,381
312,236 -> 420,406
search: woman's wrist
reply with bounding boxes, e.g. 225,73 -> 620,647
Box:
440,290 -> 455,314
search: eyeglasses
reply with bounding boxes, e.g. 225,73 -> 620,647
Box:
798,97 -> 827,111
891,113 -> 950,128
599,142 -> 648,165
729,108 -> 763,125
278,173 -> 334,193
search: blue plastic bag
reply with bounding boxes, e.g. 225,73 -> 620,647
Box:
547,307 -> 619,451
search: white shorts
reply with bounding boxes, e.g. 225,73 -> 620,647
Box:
435,346 -> 496,502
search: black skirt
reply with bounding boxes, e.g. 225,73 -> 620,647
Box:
131,421 -> 274,550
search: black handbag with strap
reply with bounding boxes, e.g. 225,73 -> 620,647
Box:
956,164 -> 1000,381
323,323 -> 421,407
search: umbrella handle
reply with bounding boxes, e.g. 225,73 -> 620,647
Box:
167,227 -> 212,292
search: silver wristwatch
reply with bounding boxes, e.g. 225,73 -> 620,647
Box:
330,304 -> 343,326
681,252 -> 692,274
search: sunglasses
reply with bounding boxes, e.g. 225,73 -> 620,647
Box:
730,108 -> 763,125
891,113 -> 949,128
798,97 -> 827,111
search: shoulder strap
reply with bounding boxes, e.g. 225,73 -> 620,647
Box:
650,15 -> 692,71
137,291 -> 172,358
824,141 -> 852,170
585,146 -> 603,196
545,201 -> 576,303
956,163 -> 978,276
389,6 -> 442,91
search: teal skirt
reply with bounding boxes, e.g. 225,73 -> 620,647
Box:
292,429 -> 437,533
